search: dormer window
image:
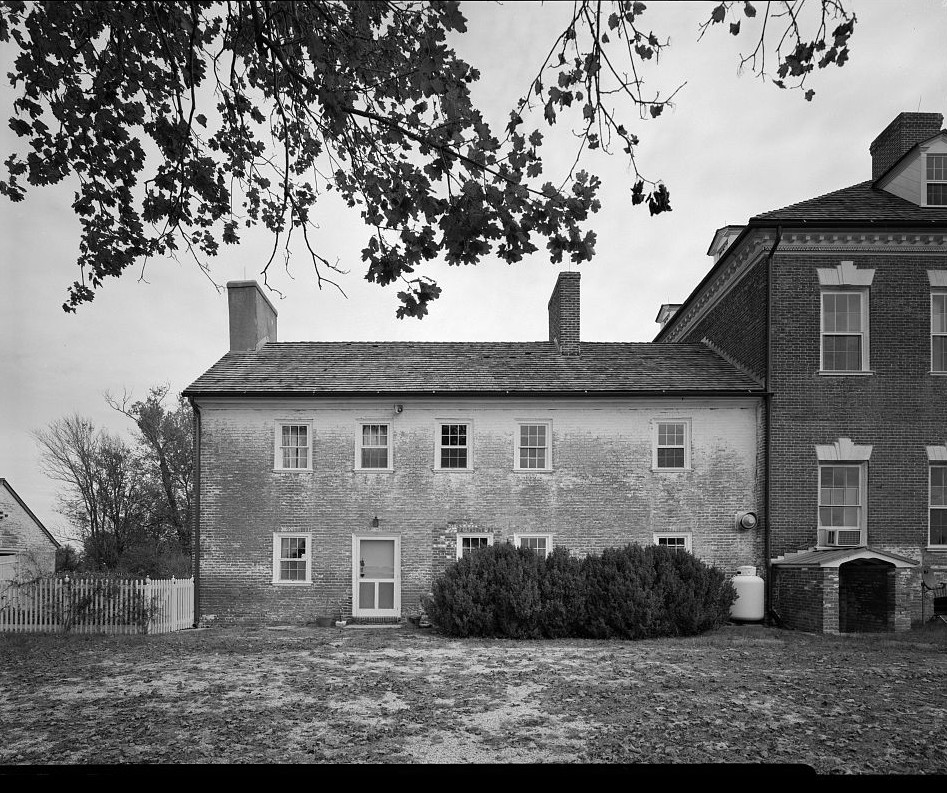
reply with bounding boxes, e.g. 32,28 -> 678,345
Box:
927,153 -> 947,206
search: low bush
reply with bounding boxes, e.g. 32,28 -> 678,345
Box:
426,541 -> 736,640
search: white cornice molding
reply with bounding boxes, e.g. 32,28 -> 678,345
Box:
815,437 -> 873,462
778,231 -> 947,253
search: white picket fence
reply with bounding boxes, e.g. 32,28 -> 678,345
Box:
0,576 -> 194,635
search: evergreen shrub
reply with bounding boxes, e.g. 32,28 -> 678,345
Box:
426,541 -> 736,640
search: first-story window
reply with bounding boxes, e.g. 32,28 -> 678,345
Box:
456,533 -> 493,560
514,533 -> 553,557
932,291 -> 947,373
931,465 -> 947,547
358,423 -> 391,469
515,422 -> 551,471
821,290 -> 869,372
653,420 -> 690,470
276,423 -> 311,470
272,533 -> 312,584
818,464 -> 866,546
438,423 -> 470,469
653,533 -> 692,552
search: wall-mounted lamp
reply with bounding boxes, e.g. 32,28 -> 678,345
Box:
394,404 -> 404,414
371,515 -> 379,528
734,511 -> 758,531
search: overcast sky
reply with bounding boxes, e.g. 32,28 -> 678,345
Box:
1,0 -> 946,544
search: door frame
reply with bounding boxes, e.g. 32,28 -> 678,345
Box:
351,535 -> 401,617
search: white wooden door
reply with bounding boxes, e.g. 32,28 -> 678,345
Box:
353,537 -> 400,617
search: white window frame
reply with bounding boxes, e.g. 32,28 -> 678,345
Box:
817,463 -> 868,547
924,152 -> 947,207
435,421 -> 472,471
274,421 -> 312,472
271,532 -> 312,585
653,533 -> 693,553
930,464 -> 947,548
456,533 -> 494,560
932,290 -> 947,374
514,420 -> 553,472
820,289 -> 870,373
355,421 -> 393,471
513,533 -> 553,557
652,419 -> 691,471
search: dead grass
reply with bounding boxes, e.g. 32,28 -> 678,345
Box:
0,622 -> 944,771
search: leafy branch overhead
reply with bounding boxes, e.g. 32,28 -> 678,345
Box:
0,1 -> 856,318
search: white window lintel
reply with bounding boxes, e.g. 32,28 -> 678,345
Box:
815,437 -> 873,462
817,261 -> 875,287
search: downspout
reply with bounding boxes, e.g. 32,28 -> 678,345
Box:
764,226 -> 782,625
189,397 -> 201,628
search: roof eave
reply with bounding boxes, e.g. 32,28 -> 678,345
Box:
184,387 -> 766,399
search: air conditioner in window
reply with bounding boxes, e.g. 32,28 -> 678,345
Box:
822,529 -> 862,547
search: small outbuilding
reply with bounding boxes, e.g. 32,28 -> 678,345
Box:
0,478 -> 60,593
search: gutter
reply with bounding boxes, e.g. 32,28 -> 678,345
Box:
764,225 -> 782,625
181,388 -> 766,399
189,397 -> 201,628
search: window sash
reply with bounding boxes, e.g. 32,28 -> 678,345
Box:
933,293 -> 947,372
279,424 -> 309,469
457,534 -> 493,559
818,465 -> 862,528
517,424 -> 549,469
821,291 -> 867,371
438,423 -> 469,469
655,422 -> 687,469
656,535 -> 689,552
359,424 -> 390,469
927,153 -> 947,181
932,466 -> 947,546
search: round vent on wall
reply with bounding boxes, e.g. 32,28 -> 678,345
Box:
735,511 -> 758,531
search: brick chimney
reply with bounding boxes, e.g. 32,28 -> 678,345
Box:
227,281 -> 277,351
869,112 -> 944,181
548,271 -> 580,355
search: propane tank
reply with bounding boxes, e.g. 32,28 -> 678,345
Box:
730,565 -> 765,622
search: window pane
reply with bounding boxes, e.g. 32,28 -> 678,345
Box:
934,337 -> 947,372
658,423 -> 685,446
441,448 -> 468,468
823,335 -> 862,370
442,424 -> 467,446
378,582 -> 395,609
932,467 -> 947,506
931,510 -> 947,545
362,447 -> 388,468
934,295 -> 947,333
359,582 -> 375,609
927,154 -> 947,180
657,447 -> 685,468
928,183 -> 947,205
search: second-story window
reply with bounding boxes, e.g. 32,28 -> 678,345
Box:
821,290 -> 869,372
515,422 -> 551,470
276,423 -> 310,470
359,423 -> 390,469
438,423 -> 470,469
926,153 -> 947,206
933,291 -> 947,372
653,420 -> 690,470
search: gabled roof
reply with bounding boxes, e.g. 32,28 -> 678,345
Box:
183,341 -> 764,397
771,546 -> 918,568
750,181 -> 947,225
0,478 -> 60,549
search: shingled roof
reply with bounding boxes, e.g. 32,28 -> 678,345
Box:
750,180 -> 947,225
184,341 -> 763,396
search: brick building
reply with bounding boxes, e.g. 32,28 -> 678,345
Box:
184,274 -> 765,625
656,112 -> 947,632
0,478 -> 59,594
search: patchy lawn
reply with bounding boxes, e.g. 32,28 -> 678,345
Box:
0,622 -> 944,771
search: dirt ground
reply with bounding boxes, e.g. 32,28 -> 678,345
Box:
0,622 -> 944,772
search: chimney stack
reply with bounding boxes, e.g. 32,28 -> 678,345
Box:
548,271 -> 580,355
227,281 -> 277,351
869,112 -> 943,181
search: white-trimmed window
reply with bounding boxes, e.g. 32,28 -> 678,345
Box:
514,533 -> 553,557
456,533 -> 493,560
926,153 -> 947,206
821,290 -> 869,372
932,291 -> 947,373
818,464 -> 867,547
272,533 -> 311,584
437,423 -> 470,470
653,420 -> 690,470
275,423 -> 311,470
515,422 -> 552,471
931,465 -> 947,547
653,533 -> 692,552
358,423 -> 391,470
